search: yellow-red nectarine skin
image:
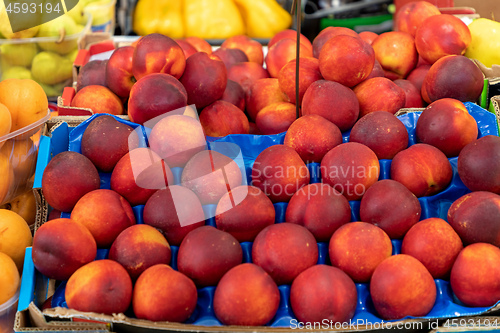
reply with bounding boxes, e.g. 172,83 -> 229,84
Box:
370,254 -> 436,320
71,85 -> 124,115
105,46 -> 135,98
251,145 -> 310,203
286,183 -> 351,242
329,222 -> 392,283
372,31 -> 418,79
109,224 -> 171,280
312,26 -> 359,58
290,265 -> 357,324
402,218 -> 463,279
133,264 -> 197,322
353,77 -> 406,118
278,57 -> 322,105
265,38 -> 313,78
65,259 -> 133,315
132,33 -> 186,80
32,218 -> 97,281
395,1 -> 441,37
213,263 -> 280,326
255,102 -> 296,135
215,185 -> 275,242
199,100 -> 250,136
450,243 -> 500,307
360,179 -> 421,239
221,35 -> 264,65
252,223 -> 318,285
246,78 -> 286,121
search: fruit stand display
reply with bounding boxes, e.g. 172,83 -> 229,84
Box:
2,0 -> 500,332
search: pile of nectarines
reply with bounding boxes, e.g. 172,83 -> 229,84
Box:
32,1 -> 500,327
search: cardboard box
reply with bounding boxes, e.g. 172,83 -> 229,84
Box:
453,0 -> 500,20
16,106 -> 500,332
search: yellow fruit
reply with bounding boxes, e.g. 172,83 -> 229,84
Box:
0,79 -> 48,132
465,18 -> 500,68
0,138 -> 37,182
0,103 -> 11,138
0,190 -> 36,227
0,252 -> 20,305
0,209 -> 32,271
0,154 -> 14,204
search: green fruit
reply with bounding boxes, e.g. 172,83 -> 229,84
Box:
0,43 -> 38,67
37,81 -> 67,97
37,16 -> 82,55
31,51 -> 73,85
1,66 -> 33,80
65,48 -> 79,63
66,1 -> 89,25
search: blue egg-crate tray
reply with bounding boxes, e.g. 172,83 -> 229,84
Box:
20,102 -> 500,330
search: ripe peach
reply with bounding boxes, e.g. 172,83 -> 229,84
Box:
458,135 -> 500,193
32,218 -> 96,280
284,114 -> 342,163
132,33 -> 186,80
213,263 -> 280,326
148,114 -> 207,168
181,150 -> 243,204
290,265 -> 357,324
448,191 -> 500,247
252,223 -> 318,285
450,243 -> 500,307
177,226 -> 242,287
180,52 -> 227,109
143,185 -> 205,246
133,264 -> 197,322
246,78 -> 286,121
329,222 -> 392,282
251,145 -> 310,202
227,62 -> 269,93
268,29 -> 312,50
372,31 -> 418,79
76,60 -> 107,92
393,79 -> 424,108
255,101 -> 296,135
320,142 -> 380,201
211,48 -> 248,71
105,46 -> 135,98
318,35 -> 374,87
278,57 -> 322,105
390,143 -> 452,197
221,35 -> 264,65
370,255 -> 436,320
109,224 -> 171,280
359,31 -> 378,45
286,183 -> 350,242
81,115 -> 138,172
301,80 -> 359,131
71,85 -> 124,115
416,98 -> 478,157
71,189 -> 135,248
402,218 -> 463,279
407,64 -> 430,92
365,59 -> 385,80
42,151 -> 100,212
415,14 -> 471,64
353,77 -> 406,118
215,185 -> 275,242
421,55 -> 484,104
360,179 -> 421,239
66,260 -> 133,315
128,73 -> 187,125
395,1 -> 441,37
221,79 -> 245,110
175,39 -> 197,59
199,100 -> 250,136
349,111 -> 409,160
265,38 -> 313,78
312,26 -> 359,58
185,36 -> 212,54
110,148 -> 173,206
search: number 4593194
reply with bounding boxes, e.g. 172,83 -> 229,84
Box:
5,1 -> 61,14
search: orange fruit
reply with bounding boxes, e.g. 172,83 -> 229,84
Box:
0,79 -> 48,132
0,103 -> 11,138
0,209 -> 32,271
0,252 -> 20,305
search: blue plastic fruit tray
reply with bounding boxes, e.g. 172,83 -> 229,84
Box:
19,102 -> 500,329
